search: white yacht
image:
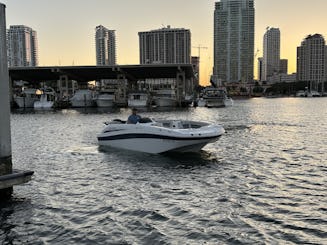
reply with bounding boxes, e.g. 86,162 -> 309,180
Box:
128,92 -> 149,107
96,92 -> 115,107
70,90 -> 95,107
203,88 -> 226,108
34,88 -> 55,109
154,89 -> 178,107
97,118 -> 225,154
14,88 -> 39,108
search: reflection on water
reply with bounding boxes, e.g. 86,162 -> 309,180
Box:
2,98 -> 327,244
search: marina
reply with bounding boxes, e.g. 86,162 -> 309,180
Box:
9,65 -> 196,109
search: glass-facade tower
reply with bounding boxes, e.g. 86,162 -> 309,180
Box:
214,0 -> 255,83
7,25 -> 38,67
95,25 -> 116,66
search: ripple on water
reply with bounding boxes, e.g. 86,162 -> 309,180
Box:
1,99 -> 327,244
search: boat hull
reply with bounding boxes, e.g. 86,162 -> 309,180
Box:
97,121 -> 224,154
34,101 -> 54,109
128,99 -> 148,107
154,98 -> 177,107
71,99 -> 94,108
205,98 -> 224,108
98,135 -> 221,154
15,97 -> 38,108
96,99 -> 114,107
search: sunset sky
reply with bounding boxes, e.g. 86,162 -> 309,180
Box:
1,0 -> 327,85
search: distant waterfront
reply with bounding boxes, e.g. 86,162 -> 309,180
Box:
1,98 -> 326,244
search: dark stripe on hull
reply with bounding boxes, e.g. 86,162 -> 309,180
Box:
98,134 -> 221,141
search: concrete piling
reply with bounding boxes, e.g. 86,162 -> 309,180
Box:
0,3 -> 33,200
0,3 -> 13,198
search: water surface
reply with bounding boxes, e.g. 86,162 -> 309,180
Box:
1,98 -> 326,244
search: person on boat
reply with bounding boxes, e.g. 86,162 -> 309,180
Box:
127,108 -> 141,124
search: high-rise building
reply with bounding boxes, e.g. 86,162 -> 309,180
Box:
139,26 -> 191,64
213,0 -> 255,83
297,34 -> 326,91
262,27 -> 280,81
7,25 -> 38,67
95,25 -> 116,66
279,59 -> 288,74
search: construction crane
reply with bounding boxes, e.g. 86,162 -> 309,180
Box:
192,45 -> 208,84
193,45 -> 208,59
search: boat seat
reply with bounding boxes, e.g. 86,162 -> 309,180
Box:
171,121 -> 182,129
112,119 -> 126,124
139,117 -> 152,123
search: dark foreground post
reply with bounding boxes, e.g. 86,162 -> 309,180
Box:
0,3 -> 13,198
0,3 -> 33,200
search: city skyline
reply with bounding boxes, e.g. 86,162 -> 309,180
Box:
1,0 -> 327,85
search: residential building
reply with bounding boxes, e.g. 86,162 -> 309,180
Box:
7,25 -> 38,67
262,27 -> 280,81
297,34 -> 325,92
95,25 -> 116,65
213,0 -> 255,83
280,59 -> 288,74
139,26 -> 191,64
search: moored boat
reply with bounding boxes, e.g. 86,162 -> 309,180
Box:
70,90 -> 95,107
96,93 -> 115,107
203,88 -> 225,108
14,88 -> 39,108
128,92 -> 149,107
153,89 -> 178,107
34,88 -> 55,109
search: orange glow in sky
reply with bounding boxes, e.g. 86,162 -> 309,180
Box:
2,0 -> 327,85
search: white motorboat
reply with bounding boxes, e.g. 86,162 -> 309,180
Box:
128,92 -> 149,107
97,118 -> 225,154
197,98 -> 207,107
203,88 -> 225,108
154,89 -> 178,107
70,90 -> 95,107
14,88 -> 39,108
96,93 -> 115,107
34,88 -> 55,109
223,97 -> 234,107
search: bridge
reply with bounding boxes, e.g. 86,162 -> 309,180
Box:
9,64 -> 195,82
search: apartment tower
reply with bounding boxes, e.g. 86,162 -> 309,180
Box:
297,34 -> 326,92
139,26 -> 191,64
213,0 -> 255,83
7,25 -> 38,67
95,25 -> 116,65
262,27 -> 280,81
